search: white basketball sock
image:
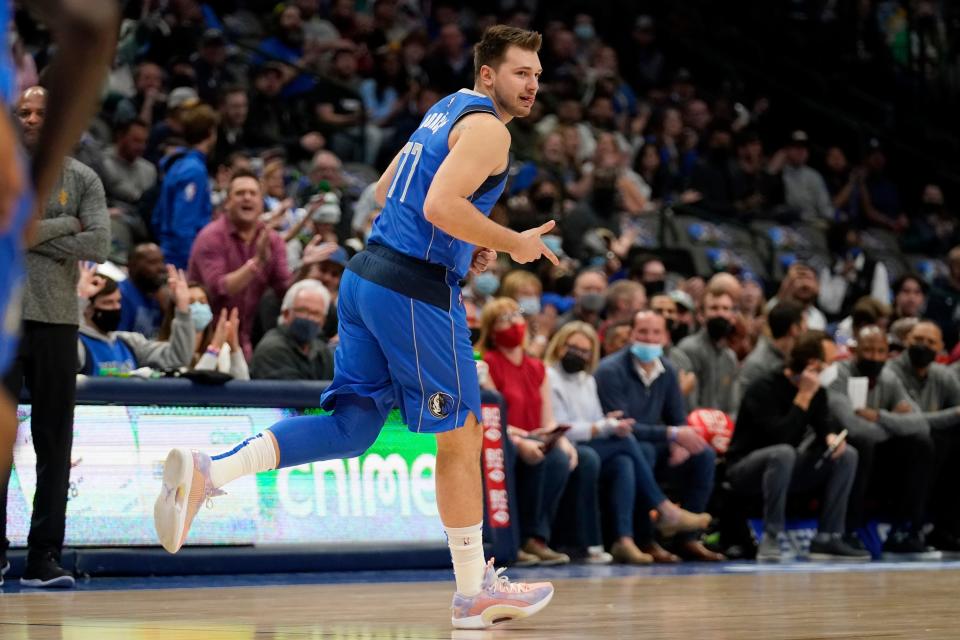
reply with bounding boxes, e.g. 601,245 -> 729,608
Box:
208,433 -> 278,489
445,522 -> 485,596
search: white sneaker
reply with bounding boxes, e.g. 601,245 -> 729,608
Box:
153,448 -> 224,553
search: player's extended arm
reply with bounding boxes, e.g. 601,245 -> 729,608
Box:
25,0 -> 119,207
374,152 -> 401,207
423,114 -> 555,264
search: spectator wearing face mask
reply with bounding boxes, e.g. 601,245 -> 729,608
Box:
76,267 -> 195,376
676,287 -> 739,415
250,280 -> 334,381
117,243 -> 167,338
886,321 -> 960,552
630,255 -> 667,297
826,326 -> 932,556
727,331 -> 869,563
650,293 -> 696,400
499,270 -> 551,358
157,283 -> 249,379
557,269 -> 608,329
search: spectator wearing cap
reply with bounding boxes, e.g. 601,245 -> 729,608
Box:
668,289 -> 697,344
250,280 -> 334,380
885,321 -> 960,551
151,103 -> 218,270
773,130 -> 833,223
144,86 -> 199,165
734,301 -> 806,411
188,170 -> 290,359
76,268 -> 195,376
650,293 -> 697,401
557,270 -> 608,330
193,29 -> 241,105
826,326 -> 933,555
676,287 -> 739,415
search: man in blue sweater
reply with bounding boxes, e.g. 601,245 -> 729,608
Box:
151,104 -> 218,269
595,311 -> 722,561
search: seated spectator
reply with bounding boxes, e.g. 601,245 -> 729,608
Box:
247,62 -> 323,162
860,141 -> 907,232
478,297 -> 591,566
650,293 -> 696,400
886,321 -> 960,551
251,280 -> 334,381
676,287 -> 739,415
688,124 -> 736,215
499,270 -> 551,357
727,331 -> 870,562
546,323 -> 710,564
144,86 -> 200,165
630,255 -> 668,297
902,184 -> 960,256
557,269 -> 608,329
827,326 -> 932,555
890,273 -> 928,324
668,289 -> 697,343
77,268 -> 194,376
118,243 -> 167,338
773,131 -> 833,224
100,118 -> 156,251
602,320 -> 632,356
213,86 -> 262,168
925,244 -> 960,350
768,262 -> 827,330
834,296 -> 892,347
734,301 -> 805,409
316,44 -> 383,165
157,283 -> 249,380
594,311 -> 721,562
599,279 -> 646,337
151,103 -> 218,269
888,317 -> 919,357
189,170 -> 291,359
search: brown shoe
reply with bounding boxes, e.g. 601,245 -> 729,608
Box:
610,539 -> 654,565
513,548 -> 540,567
640,541 -> 681,563
656,508 -> 712,538
522,538 -> 570,566
677,540 -> 726,562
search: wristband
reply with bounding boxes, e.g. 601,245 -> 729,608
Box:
668,426 -> 679,442
205,346 -> 221,357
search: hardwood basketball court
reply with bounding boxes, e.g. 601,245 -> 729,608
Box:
1,563 -> 957,639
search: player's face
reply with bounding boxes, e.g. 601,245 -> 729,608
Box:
490,47 -> 541,118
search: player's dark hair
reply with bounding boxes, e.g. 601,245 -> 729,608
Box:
788,330 -> 830,373
473,25 -> 542,80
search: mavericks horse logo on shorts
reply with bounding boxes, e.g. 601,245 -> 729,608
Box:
428,392 -> 455,419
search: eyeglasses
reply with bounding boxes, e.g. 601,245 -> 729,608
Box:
496,311 -> 523,325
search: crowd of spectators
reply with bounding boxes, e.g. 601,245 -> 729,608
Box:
7,1 -> 960,565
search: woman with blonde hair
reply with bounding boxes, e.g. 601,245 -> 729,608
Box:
545,322 -> 711,563
498,270 -> 553,358
477,297 -> 602,566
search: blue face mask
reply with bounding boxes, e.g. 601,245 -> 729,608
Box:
630,341 -> 663,363
542,235 -> 563,257
190,302 -> 213,332
518,295 -> 541,316
473,272 -> 500,297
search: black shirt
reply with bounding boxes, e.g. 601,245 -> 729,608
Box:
727,371 -> 837,464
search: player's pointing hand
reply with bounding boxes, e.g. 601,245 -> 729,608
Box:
510,220 -> 560,265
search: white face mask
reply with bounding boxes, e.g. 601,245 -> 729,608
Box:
819,363 -> 839,388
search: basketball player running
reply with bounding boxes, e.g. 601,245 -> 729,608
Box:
154,26 -> 557,628
0,0 -> 119,586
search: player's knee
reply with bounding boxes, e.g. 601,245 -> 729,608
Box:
435,415 -> 482,458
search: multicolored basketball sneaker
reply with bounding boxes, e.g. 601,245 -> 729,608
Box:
154,448 -> 224,553
451,559 -> 554,629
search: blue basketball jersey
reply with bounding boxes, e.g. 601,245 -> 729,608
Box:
368,89 -> 509,280
0,1 -> 14,105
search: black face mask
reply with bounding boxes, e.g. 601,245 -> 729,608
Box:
554,273 -> 575,297
670,322 -> 689,345
645,279 -> 665,296
908,344 -> 937,369
560,351 -> 588,374
288,317 -> 320,345
532,195 -> 556,213
857,358 -> 885,379
470,327 -> 482,345
592,187 -> 617,213
134,272 -> 164,294
706,316 -> 733,342
91,308 -> 121,334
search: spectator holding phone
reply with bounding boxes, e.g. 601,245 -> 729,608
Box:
546,322 -> 712,564
478,297 -> 601,566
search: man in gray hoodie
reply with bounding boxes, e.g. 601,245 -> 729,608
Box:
886,321 -> 960,552
828,326 -> 934,556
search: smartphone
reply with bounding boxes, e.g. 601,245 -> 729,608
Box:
540,425 -> 572,452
